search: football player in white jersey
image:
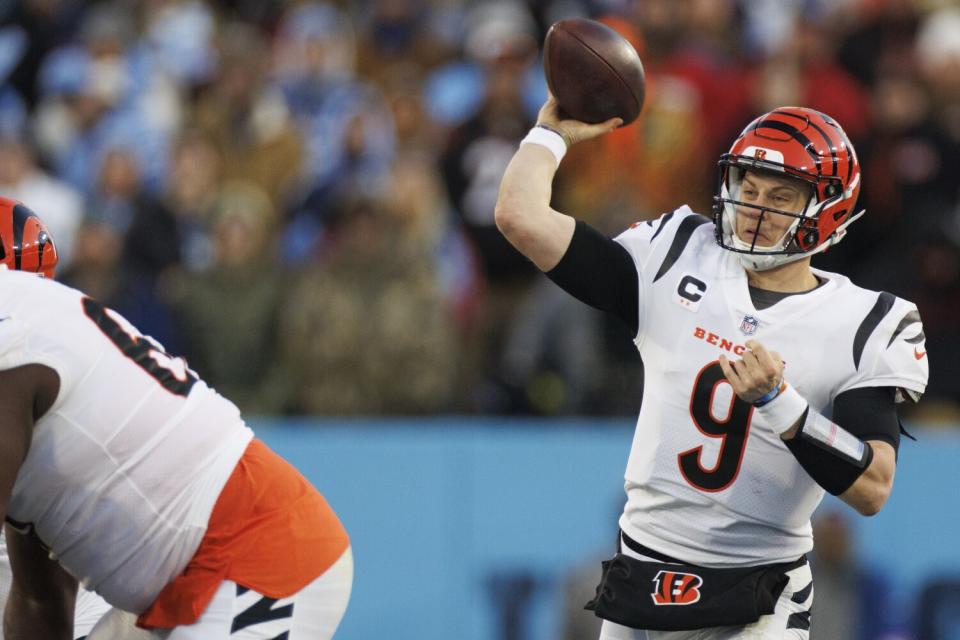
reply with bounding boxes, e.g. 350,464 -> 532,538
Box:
0,197 -> 112,640
0,197 -> 353,639
495,99 -> 928,638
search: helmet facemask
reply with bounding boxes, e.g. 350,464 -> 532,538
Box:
714,156 -> 849,272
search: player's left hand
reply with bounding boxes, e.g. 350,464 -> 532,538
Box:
718,340 -> 784,404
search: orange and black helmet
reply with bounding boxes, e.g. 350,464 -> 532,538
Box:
0,197 -> 58,278
714,107 -> 863,271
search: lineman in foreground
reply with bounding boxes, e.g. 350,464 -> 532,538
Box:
0,196 -> 352,639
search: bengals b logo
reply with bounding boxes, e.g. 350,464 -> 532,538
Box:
651,570 -> 703,605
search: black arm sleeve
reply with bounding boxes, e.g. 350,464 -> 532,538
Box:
545,220 -> 639,334
783,386 -> 900,496
832,386 -> 901,453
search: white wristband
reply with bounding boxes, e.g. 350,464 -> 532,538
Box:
754,383 -> 809,435
521,126 -> 568,165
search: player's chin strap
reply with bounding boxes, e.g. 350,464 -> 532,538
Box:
753,380 -> 873,495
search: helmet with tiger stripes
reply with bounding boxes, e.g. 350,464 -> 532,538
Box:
713,106 -> 863,271
0,197 -> 59,278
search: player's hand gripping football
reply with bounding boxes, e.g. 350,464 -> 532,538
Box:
536,94 -> 622,148
718,340 -> 785,404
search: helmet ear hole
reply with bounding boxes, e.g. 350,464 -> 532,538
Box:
800,228 -> 819,249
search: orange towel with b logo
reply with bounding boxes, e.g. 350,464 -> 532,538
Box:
137,439 -> 349,629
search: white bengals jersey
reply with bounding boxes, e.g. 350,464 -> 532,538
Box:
613,206 -> 928,567
0,270 -> 253,613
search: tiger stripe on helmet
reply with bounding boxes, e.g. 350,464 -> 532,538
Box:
13,203 -> 29,270
769,108 -> 847,179
744,117 -> 821,166
819,110 -> 858,183
0,196 -> 59,278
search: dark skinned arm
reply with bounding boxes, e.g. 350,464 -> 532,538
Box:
4,524 -> 77,640
0,364 -> 74,640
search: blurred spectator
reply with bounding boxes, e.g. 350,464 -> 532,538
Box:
384,151 -> 481,329
0,0 -> 956,419
495,200 -> 643,416
271,2 -> 397,266
385,151 -> 483,408
0,131 -> 83,267
278,190 -> 458,415
274,2 -> 395,217
652,0 -> 752,159
750,15 -> 871,144
33,3 -> 172,194
915,6 -> 960,203
0,0 -> 85,108
839,5 -> 960,415
837,0 -> 921,88
439,1 -> 542,407
142,0 -> 217,89
381,63 -> 443,157
423,0 -> 544,128
192,20 -> 302,210
352,0 -> 456,85
739,0 -> 807,57
59,213 -> 182,354
89,146 -> 157,254
818,69 -> 954,282
497,279 -> 605,415
810,509 -> 895,640
165,181 -> 289,414
123,128 -> 223,278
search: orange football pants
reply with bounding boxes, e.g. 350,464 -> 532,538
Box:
137,438 -> 349,629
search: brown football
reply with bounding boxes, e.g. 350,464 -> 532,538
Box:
543,18 -> 645,125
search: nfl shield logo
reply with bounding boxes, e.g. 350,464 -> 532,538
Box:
740,315 -> 759,335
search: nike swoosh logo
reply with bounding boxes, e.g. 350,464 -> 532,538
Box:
914,348 -> 927,360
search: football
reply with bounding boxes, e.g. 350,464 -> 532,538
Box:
543,18 -> 645,125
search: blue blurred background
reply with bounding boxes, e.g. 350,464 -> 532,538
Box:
4,1 -> 960,638
253,418 -> 960,640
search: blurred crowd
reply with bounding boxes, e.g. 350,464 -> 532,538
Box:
1,0 -> 959,418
